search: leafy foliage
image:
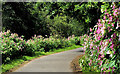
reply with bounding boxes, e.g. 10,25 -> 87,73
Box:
0,30 -> 27,63
2,2 -> 103,39
79,3 -> 120,73
0,30 -> 81,64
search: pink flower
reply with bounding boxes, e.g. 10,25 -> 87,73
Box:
4,32 -> 6,35
105,35 -> 108,38
97,28 -> 101,34
98,54 -> 101,59
113,67 -> 115,69
100,23 -> 103,26
97,63 -> 100,65
112,67 -> 115,73
90,46 -> 92,49
113,9 -> 117,16
103,16 -> 106,20
103,71 -> 106,74
100,61 -> 102,65
110,44 -> 114,50
113,33 -> 116,38
98,35 -> 101,40
108,27 -> 111,32
90,28 -> 92,32
105,10 -> 107,12
89,60 -> 92,66
108,21 -> 111,24
112,23 -> 114,27
2,41 -> 3,43
105,13 -> 109,15
101,68 -> 104,71
101,54 -> 104,58
118,35 -> 120,41
98,19 -> 101,23
90,60 -> 92,63
112,5 -> 115,9
108,67 -> 111,70
68,37 -> 70,40
97,46 -> 99,52
114,51 -> 115,54
89,63 -> 91,66
109,16 -> 112,21
109,38 -> 112,42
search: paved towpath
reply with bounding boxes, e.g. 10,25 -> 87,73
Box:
14,48 -> 84,72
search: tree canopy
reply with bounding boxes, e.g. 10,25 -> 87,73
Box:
2,2 -> 118,39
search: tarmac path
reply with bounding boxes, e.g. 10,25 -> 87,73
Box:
14,48 -> 84,72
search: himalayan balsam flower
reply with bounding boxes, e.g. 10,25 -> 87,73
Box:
97,46 -> 99,52
113,33 -> 116,38
106,50 -> 110,54
110,54 -> 113,57
112,23 -> 114,27
98,35 -> 101,40
112,67 -> 115,73
112,5 -> 115,9
100,61 -> 103,65
101,54 -> 104,58
114,51 -> 115,54
98,19 -> 101,23
108,67 -> 111,70
105,35 -> 108,38
109,38 -> 112,42
119,35 -> 120,41
113,9 -> 117,16
97,28 -> 101,34
103,16 -> 106,20
109,16 -> 112,21
101,68 -> 104,71
90,28 -> 92,32
89,63 -> 91,66
100,41 -> 103,45
100,23 -> 103,26
110,44 -> 114,50
105,10 -> 107,12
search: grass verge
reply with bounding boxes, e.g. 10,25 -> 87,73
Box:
2,45 -> 83,73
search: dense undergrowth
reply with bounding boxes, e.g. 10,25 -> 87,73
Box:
79,3 -> 120,73
0,30 -> 81,64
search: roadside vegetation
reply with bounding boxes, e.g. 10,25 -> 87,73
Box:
1,2 -> 120,73
79,3 -> 120,73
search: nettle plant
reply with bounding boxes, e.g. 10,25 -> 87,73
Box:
80,4 -> 120,73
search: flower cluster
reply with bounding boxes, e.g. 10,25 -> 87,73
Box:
0,30 -> 26,63
79,4 -> 120,73
26,34 -> 80,52
0,30 -> 81,64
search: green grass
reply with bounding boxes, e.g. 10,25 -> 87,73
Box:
2,45 -> 83,73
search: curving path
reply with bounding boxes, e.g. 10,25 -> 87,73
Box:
14,48 -> 84,72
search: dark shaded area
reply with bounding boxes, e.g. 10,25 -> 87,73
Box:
2,2 -> 51,39
2,2 -> 104,39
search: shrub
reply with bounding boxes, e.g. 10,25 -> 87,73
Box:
79,4 -> 120,73
26,35 -> 81,52
0,30 -> 26,63
0,30 -> 81,64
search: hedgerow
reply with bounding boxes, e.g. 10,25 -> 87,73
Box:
79,4 -> 120,73
0,31 -> 80,64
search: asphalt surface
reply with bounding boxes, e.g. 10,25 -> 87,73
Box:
14,48 -> 84,72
